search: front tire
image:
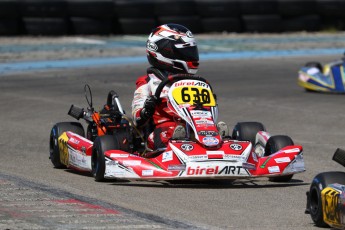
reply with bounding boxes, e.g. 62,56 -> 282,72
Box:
49,122 -> 84,168
264,135 -> 294,182
232,122 -> 266,145
92,135 -> 119,182
308,172 -> 345,227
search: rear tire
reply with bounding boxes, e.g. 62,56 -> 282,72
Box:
232,122 -> 266,145
49,122 -> 84,168
92,135 -> 119,182
308,172 -> 345,227
264,135 -> 294,182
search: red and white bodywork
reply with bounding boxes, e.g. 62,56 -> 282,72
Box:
58,78 -> 305,181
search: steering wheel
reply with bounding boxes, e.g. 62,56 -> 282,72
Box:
153,74 -> 210,103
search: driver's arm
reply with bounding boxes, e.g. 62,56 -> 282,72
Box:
132,76 -> 152,127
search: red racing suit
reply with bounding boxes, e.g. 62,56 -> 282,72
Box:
132,68 -> 180,149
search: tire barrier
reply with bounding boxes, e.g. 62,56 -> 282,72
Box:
240,0 -> 278,15
283,15 -> 321,32
70,17 -> 113,35
23,17 -> 68,35
202,18 -> 242,33
242,15 -> 282,33
157,16 -> 202,34
1,0 -> 345,35
0,0 -> 20,35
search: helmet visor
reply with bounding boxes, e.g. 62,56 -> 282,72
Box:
174,45 -> 199,62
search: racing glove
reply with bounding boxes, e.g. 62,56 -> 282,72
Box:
140,96 -> 157,120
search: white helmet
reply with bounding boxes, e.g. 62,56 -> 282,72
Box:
146,23 -> 199,74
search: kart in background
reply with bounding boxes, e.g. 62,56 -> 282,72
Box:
306,148 -> 345,229
298,55 -> 345,93
50,74 -> 305,183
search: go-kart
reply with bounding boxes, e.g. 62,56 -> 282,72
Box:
50,74 -> 305,182
298,55 -> 345,93
306,148 -> 345,229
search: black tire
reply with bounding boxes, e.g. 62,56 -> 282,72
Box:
316,0 -> 345,18
242,14 -> 282,33
283,15 -> 320,32
232,122 -> 266,145
20,0 -> 67,17
0,19 -> 20,35
49,122 -> 85,168
201,17 -> 242,33
195,0 -> 240,18
240,0 -> 278,15
118,18 -> 156,34
92,135 -> 119,182
157,16 -> 202,33
308,171 -> 345,227
23,18 -> 69,35
154,0 -> 197,17
70,17 -> 112,35
264,135 -> 294,182
305,62 -> 323,72
0,0 -> 20,18
278,0 -> 317,17
67,0 -> 114,18
114,0 -> 155,18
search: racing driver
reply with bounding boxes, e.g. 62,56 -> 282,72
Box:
132,23 -> 228,150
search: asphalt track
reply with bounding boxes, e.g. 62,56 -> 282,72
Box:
0,54 -> 344,229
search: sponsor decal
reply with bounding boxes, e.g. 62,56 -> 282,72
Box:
186,31 -> 194,38
207,151 -> 224,158
298,73 -> 310,82
168,165 -> 186,171
81,146 -> 86,154
181,144 -> 194,151
268,166 -> 280,173
284,148 -> 300,153
307,67 -> 319,75
275,157 -> 291,163
142,170 -> 153,176
190,110 -> 211,118
174,81 -> 196,87
223,155 -> 246,161
162,151 -> 173,162
230,143 -> 242,151
202,137 -> 219,146
189,155 -> 208,161
110,153 -> 129,158
207,151 -> 224,155
105,163 -> 125,176
260,157 -> 271,168
68,147 -> 89,168
242,162 -> 256,170
107,160 -> 117,166
123,160 -> 141,166
194,81 -> 209,88
252,152 -> 258,162
218,166 -> 245,175
147,41 -> 158,51
198,130 -> 218,136
69,137 -> 79,144
186,165 -> 245,175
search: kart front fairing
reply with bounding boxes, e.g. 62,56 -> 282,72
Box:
103,140 -> 305,180
298,60 -> 345,93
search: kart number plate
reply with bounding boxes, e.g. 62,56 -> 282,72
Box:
172,86 -> 215,106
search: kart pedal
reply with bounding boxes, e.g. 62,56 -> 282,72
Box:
68,104 -> 84,120
332,148 -> 345,167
